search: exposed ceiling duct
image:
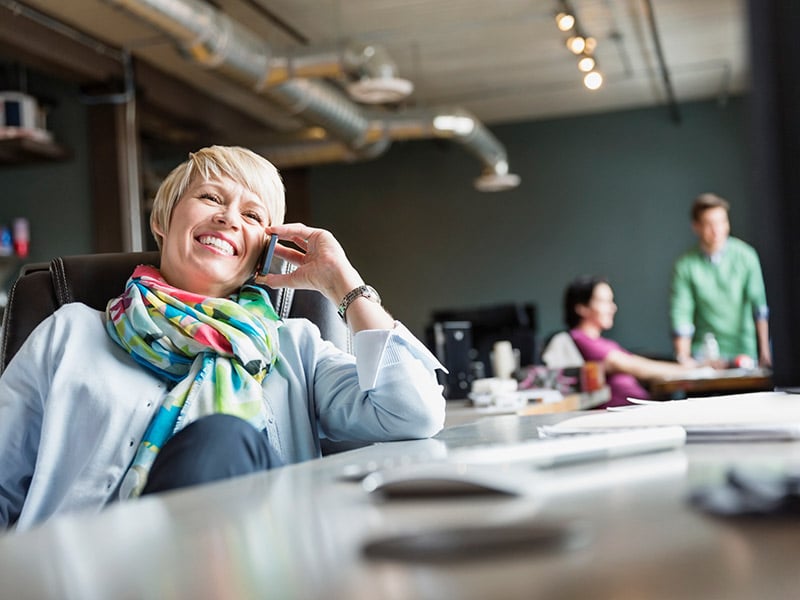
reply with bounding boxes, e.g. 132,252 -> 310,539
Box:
257,107 -> 520,192
385,107 -> 521,192
103,0 -> 519,191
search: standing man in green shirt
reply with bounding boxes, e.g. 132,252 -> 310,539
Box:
670,193 -> 772,367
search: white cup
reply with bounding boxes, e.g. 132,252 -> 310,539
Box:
491,340 -> 516,379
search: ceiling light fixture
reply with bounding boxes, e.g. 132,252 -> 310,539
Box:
555,1 -> 603,91
583,71 -> 603,90
433,114 -> 475,136
566,35 -> 586,54
577,54 -> 595,72
555,12 -> 575,31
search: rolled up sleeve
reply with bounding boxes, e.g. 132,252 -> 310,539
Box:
313,321 -> 447,443
670,259 -> 696,337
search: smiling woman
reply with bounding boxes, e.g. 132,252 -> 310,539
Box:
0,145 -> 447,531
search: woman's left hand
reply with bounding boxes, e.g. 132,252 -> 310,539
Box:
258,223 -> 394,331
257,223 -> 363,305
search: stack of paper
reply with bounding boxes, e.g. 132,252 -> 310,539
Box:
543,391 -> 800,441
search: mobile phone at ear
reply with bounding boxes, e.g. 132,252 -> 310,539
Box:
256,234 -> 279,276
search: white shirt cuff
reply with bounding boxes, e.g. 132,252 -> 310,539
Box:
353,321 -> 446,390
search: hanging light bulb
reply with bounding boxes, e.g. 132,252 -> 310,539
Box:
556,3 -> 604,92
577,54 -> 596,72
583,71 -> 603,90
555,12 -> 575,31
566,35 -> 586,54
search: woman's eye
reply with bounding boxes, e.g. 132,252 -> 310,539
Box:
244,212 -> 264,223
200,193 -> 222,204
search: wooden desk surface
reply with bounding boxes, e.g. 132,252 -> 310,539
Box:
2,406 -> 799,599
650,368 -> 773,400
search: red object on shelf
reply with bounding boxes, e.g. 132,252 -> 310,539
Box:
13,217 -> 29,258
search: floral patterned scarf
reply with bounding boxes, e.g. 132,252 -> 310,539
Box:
106,265 -> 281,498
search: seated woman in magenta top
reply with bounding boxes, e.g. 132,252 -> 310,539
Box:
564,276 -> 699,407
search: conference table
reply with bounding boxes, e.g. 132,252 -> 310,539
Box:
1,405 -> 799,599
650,367 -> 773,400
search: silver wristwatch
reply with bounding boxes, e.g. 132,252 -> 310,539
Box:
337,285 -> 381,320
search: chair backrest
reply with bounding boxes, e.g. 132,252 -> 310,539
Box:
541,330 -> 585,369
0,251 -> 350,373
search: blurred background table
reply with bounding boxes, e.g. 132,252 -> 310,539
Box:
444,387 -> 610,427
650,368 -> 773,400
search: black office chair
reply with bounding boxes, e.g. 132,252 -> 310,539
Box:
0,250 -> 350,373
0,251 -> 361,454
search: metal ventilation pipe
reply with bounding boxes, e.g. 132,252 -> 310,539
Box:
264,43 -> 414,103
384,107 -> 520,191
104,0 -> 519,190
104,0 -> 396,152
257,136 -> 393,168
260,107 -> 520,192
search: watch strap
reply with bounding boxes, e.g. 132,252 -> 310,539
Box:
337,285 -> 381,320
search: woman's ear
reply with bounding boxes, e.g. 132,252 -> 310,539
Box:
575,303 -> 590,319
151,217 -> 166,247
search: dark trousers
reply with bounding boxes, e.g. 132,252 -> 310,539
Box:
141,414 -> 282,495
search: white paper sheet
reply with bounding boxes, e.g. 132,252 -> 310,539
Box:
543,391 -> 800,441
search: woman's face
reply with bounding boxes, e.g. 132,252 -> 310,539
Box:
154,174 -> 270,297
578,282 -> 618,331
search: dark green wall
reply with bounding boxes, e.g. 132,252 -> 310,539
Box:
0,70 -> 93,286
0,64 -> 755,362
310,97 -> 754,358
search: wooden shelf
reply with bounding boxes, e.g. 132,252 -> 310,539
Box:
0,137 -> 69,165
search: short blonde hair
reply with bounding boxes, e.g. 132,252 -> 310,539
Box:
150,145 -> 286,249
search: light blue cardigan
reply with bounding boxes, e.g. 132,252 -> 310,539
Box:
0,303 -> 445,531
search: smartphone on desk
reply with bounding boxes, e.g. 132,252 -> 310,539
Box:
255,234 -> 279,277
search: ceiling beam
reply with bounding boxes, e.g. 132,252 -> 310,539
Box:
0,3 -> 121,83
0,2 -> 277,147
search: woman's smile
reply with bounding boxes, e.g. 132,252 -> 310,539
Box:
196,234 -> 236,256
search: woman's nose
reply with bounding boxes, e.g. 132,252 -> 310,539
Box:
213,205 -> 241,228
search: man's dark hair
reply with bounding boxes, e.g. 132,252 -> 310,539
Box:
691,193 -> 730,222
